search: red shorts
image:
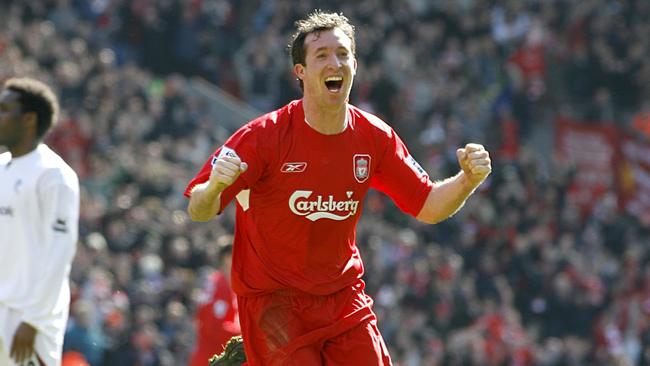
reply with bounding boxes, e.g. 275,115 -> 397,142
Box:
237,280 -> 392,366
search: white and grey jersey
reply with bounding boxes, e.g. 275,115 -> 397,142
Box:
0,144 -> 79,365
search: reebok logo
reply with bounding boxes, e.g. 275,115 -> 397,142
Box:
288,190 -> 359,221
281,162 -> 307,173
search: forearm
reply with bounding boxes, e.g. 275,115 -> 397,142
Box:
188,181 -> 223,221
23,230 -> 77,328
416,171 -> 480,224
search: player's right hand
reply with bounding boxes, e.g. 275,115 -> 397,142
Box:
456,143 -> 491,186
10,322 -> 36,365
209,155 -> 248,193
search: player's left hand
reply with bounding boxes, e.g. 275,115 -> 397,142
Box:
10,322 -> 37,364
456,143 -> 491,186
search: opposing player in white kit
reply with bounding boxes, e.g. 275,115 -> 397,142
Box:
0,78 -> 79,366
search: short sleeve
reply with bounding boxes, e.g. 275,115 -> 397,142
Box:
370,128 -> 433,216
184,123 -> 265,212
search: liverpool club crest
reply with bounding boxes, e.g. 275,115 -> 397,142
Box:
353,154 -> 371,183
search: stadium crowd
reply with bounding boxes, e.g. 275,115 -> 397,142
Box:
1,0 -> 650,365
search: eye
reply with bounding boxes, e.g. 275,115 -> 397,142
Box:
316,53 -> 326,60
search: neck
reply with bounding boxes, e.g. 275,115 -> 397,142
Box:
9,141 -> 39,158
302,98 -> 348,135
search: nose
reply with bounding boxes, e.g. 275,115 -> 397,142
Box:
328,54 -> 342,69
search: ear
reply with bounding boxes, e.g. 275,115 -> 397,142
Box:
293,63 -> 305,82
352,57 -> 358,76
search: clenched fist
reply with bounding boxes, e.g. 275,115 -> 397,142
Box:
210,153 -> 248,193
456,143 -> 491,186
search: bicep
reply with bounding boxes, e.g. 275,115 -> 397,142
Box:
371,133 -> 432,217
39,176 -> 80,242
37,176 -> 79,269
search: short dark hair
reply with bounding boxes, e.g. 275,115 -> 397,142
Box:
289,10 -> 356,67
216,234 -> 233,260
4,77 -> 59,139
219,242 -> 233,258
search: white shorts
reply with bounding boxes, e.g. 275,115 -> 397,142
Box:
0,306 -> 60,366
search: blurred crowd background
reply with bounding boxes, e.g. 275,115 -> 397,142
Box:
2,0 -> 650,365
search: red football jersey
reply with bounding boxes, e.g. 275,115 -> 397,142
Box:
189,271 -> 240,366
186,100 -> 432,296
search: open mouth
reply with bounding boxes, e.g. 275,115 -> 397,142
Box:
324,76 -> 343,93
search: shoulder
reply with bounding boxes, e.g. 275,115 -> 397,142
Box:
348,104 -> 395,137
244,100 -> 300,132
37,145 -> 79,190
230,100 -> 300,145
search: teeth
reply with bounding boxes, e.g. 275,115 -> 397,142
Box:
325,76 -> 343,82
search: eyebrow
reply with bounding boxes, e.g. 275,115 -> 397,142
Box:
313,46 -> 349,53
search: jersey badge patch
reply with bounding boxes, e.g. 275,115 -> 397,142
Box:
353,154 -> 371,183
281,162 -> 307,173
53,218 -> 68,233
